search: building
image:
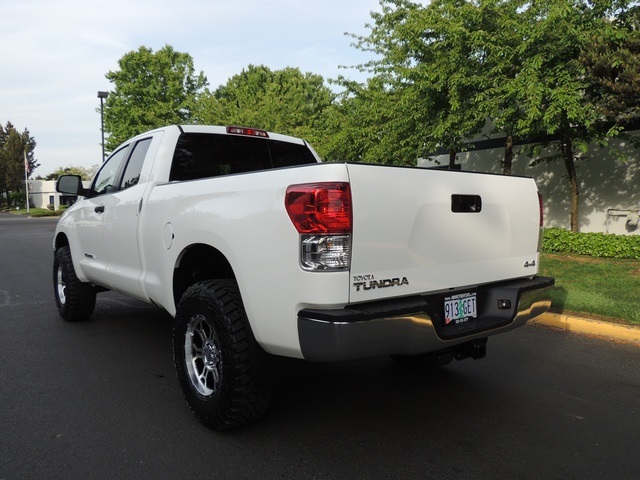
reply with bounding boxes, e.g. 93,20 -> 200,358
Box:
27,180 -> 89,211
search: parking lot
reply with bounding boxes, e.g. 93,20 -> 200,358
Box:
1,213 -> 639,479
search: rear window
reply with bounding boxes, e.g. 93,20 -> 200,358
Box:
169,133 -> 317,182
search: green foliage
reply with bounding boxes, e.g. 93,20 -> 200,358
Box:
44,165 -> 98,181
512,0 -> 595,136
103,45 -> 208,151
321,77 -> 424,164
196,65 -> 333,148
27,208 -> 58,217
342,0 -> 493,165
580,5 -> 640,125
542,227 -> 640,259
8,191 -> 25,208
0,122 -> 38,207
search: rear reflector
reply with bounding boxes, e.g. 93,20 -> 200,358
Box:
538,192 -> 544,227
538,192 -> 544,253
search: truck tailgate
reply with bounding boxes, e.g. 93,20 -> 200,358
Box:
347,163 -> 541,303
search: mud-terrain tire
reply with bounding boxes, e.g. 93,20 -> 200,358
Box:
53,246 -> 96,321
173,279 -> 272,430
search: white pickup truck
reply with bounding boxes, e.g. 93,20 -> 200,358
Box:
54,125 -> 553,430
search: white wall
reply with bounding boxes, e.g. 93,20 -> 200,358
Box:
420,131 -> 640,235
27,180 -> 91,210
27,180 -> 59,210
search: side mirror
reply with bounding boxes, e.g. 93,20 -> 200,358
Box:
56,175 -> 87,196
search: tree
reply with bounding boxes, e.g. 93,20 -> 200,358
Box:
346,0 -> 497,167
506,0 -> 637,232
471,0 -> 530,175
581,5 -> 640,125
0,122 -> 38,207
103,45 -> 208,151
321,76 -> 424,164
196,65 -> 334,148
42,165 -> 99,181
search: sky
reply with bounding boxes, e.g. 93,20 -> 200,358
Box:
1,0 -> 381,176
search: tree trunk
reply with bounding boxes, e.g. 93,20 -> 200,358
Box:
449,148 -> 457,169
561,135 -> 580,232
503,134 -> 513,175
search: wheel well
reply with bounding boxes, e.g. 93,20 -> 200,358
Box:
54,232 -> 69,250
173,244 -> 235,307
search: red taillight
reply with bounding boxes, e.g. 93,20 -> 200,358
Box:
285,183 -> 352,234
538,192 -> 544,227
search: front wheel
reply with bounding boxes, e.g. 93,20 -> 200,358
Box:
53,246 -> 96,321
173,279 -> 272,430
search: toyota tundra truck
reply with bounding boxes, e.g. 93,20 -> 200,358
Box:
53,125 -> 554,430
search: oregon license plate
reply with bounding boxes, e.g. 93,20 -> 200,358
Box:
444,293 -> 477,325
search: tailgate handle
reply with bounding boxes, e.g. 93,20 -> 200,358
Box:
451,194 -> 482,213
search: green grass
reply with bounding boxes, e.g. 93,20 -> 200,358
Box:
3,207 -> 61,217
540,253 -> 640,324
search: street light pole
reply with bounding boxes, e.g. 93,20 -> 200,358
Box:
97,91 -> 109,162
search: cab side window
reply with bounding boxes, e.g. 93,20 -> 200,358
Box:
91,146 -> 129,196
170,133 -> 236,181
120,138 -> 152,190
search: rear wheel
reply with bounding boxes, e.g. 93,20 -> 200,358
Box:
53,246 -> 96,321
173,279 -> 272,430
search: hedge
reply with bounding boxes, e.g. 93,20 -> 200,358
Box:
542,227 -> 640,260
29,207 -> 67,217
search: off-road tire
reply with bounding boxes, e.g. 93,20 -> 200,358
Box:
173,279 -> 272,430
53,245 -> 96,321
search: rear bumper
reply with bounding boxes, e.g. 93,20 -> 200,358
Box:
298,276 -> 554,361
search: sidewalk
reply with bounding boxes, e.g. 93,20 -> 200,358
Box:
532,312 -> 640,345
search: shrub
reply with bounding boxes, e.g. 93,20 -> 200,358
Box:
542,228 -> 640,260
30,209 -> 57,217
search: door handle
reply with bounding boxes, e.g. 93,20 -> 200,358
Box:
94,205 -> 105,213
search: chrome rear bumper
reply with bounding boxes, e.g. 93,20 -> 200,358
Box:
298,276 -> 554,361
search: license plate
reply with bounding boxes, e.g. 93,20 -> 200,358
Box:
444,292 -> 477,325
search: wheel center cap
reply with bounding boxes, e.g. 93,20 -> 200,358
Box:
203,341 -> 219,369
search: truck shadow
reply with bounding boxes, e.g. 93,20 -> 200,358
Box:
547,285 -> 569,313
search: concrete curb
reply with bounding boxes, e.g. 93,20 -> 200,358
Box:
532,312 -> 640,345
